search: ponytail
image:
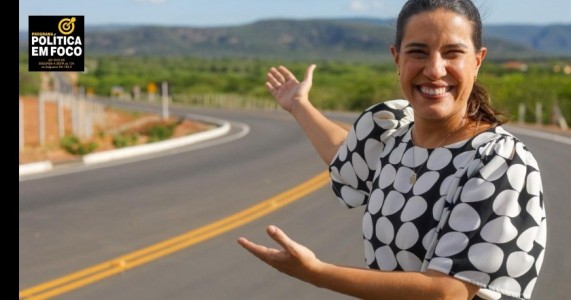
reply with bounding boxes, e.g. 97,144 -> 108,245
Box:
468,82 -> 509,125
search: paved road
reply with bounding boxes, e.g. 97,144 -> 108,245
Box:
503,125 -> 571,300
19,101 -> 571,299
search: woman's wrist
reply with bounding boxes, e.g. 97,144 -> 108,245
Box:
289,97 -> 312,118
303,258 -> 327,288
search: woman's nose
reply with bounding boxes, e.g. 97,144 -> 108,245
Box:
423,54 -> 447,80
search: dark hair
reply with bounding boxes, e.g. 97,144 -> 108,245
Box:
395,0 -> 508,125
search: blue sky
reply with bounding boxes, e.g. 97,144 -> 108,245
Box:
19,0 -> 571,31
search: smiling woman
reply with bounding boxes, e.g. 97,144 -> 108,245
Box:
237,1 -> 546,299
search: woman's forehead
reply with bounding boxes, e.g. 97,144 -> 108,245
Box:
402,9 -> 474,44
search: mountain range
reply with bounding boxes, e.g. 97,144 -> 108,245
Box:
19,18 -> 571,62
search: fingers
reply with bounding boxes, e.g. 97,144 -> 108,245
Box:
265,81 -> 276,93
237,237 -> 281,261
237,225 -> 295,257
265,64 -> 316,95
266,68 -> 282,90
303,64 -> 316,83
277,66 -> 296,82
267,66 -> 292,85
267,225 -> 297,254
268,67 -> 283,83
266,65 -> 310,87
266,67 -> 289,94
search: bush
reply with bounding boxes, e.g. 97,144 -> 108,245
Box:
145,122 -> 176,143
112,133 -> 139,148
60,135 -> 98,155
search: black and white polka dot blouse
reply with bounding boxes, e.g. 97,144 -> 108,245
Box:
329,100 -> 546,300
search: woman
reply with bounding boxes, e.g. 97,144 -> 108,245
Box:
237,0 -> 546,299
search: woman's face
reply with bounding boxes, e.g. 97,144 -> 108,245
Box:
392,9 -> 486,123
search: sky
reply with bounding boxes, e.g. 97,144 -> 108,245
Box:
19,0 -> 571,31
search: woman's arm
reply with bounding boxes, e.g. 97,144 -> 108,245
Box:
266,65 -> 348,164
238,226 -> 479,300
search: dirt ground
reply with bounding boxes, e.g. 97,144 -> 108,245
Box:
18,96 -> 214,164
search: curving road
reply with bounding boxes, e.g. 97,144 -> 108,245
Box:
19,100 -> 571,299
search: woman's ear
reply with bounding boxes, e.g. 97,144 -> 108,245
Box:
391,45 -> 399,65
475,47 -> 487,71
391,45 -> 400,75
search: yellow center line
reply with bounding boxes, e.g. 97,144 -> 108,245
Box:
19,171 -> 330,300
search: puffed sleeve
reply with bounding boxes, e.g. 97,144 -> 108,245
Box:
329,99 -> 413,208
427,129 -> 546,300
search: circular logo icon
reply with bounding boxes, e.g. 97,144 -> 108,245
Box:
58,17 -> 76,35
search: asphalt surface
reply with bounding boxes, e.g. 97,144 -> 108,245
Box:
19,101 -> 571,299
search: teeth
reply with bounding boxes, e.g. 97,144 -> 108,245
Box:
420,86 -> 448,95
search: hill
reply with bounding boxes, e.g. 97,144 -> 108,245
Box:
483,24 -> 571,57
19,18 -> 571,62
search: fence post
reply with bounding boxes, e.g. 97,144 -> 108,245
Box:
518,103 -> 526,125
132,85 -> 141,101
85,98 -> 93,139
535,102 -> 542,127
57,92 -> 65,138
161,81 -> 169,120
72,93 -> 79,137
552,101 -> 569,130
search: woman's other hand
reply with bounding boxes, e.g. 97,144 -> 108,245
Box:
237,225 -> 322,283
266,64 -> 316,113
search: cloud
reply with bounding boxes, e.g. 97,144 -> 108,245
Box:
350,0 -> 385,12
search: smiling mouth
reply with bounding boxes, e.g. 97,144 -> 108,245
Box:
418,86 -> 453,96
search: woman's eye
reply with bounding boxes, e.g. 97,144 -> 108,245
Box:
445,50 -> 465,57
407,50 -> 426,56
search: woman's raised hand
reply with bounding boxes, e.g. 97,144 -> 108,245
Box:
265,64 -> 316,113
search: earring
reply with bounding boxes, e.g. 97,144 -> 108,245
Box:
397,69 -> 400,76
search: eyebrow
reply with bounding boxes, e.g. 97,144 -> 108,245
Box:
404,42 -> 469,49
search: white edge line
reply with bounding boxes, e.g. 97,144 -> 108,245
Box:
82,122 -> 231,165
19,113 -> 234,177
19,161 -> 53,176
506,126 -> 571,146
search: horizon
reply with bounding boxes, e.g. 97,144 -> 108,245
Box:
18,16 -> 571,33
19,0 -> 571,31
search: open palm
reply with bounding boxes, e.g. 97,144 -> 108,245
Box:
265,65 -> 316,112
237,225 -> 320,282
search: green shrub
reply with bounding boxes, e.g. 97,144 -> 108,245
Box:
112,133 -> 139,148
60,135 -> 98,155
145,122 -> 176,143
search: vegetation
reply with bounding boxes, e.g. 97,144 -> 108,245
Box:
141,119 -> 179,143
19,53 -> 571,125
60,135 -> 98,155
58,118 -> 183,156
112,133 -> 139,148
111,118 -> 181,149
